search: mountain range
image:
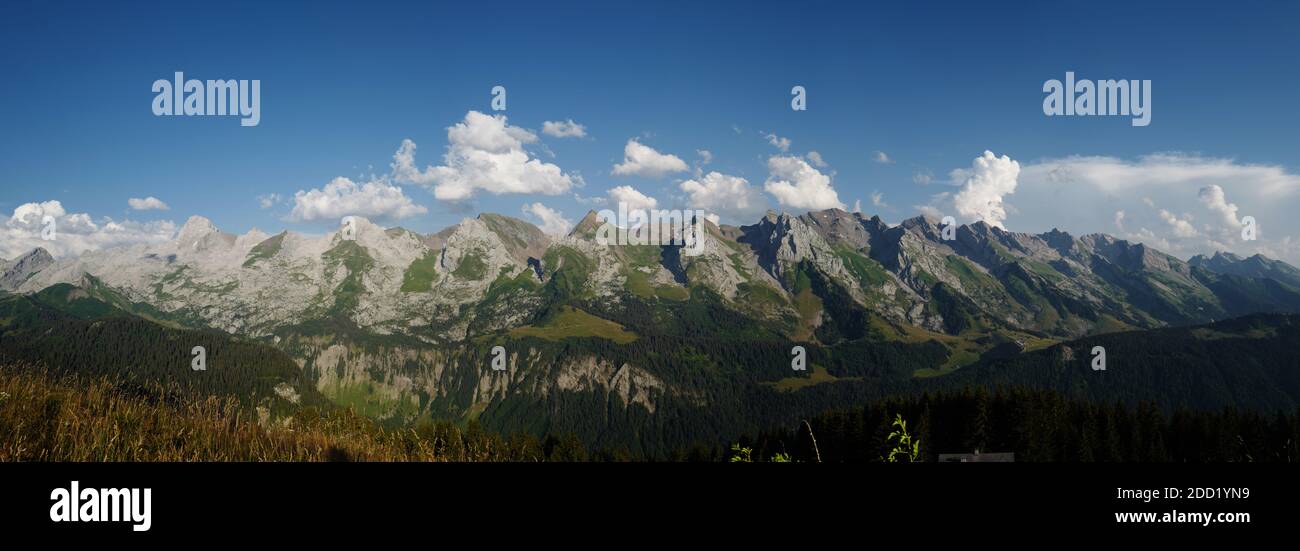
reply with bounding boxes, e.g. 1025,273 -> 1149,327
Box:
9,208 -> 1300,340
4,208 -> 1300,454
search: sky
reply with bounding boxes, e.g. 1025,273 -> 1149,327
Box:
2,0 -> 1299,263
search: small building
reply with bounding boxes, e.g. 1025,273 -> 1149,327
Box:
938,450 -> 1015,462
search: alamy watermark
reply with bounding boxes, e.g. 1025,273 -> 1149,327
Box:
594,203 -> 707,257
1091,346 -> 1106,371
50,481 -> 151,532
152,72 -> 260,126
1043,72 -> 1151,127
191,345 -> 206,371
491,345 -> 507,371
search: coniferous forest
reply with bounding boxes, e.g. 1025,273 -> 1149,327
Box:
3,286 -> 1299,461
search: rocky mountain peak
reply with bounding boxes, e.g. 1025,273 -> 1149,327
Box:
20,247 -> 54,265
175,215 -> 237,253
0,247 -> 56,291
897,215 -> 945,242
1040,228 -> 1075,255
477,213 -> 549,263
798,208 -> 878,249
570,210 -> 604,238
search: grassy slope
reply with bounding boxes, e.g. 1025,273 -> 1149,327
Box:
509,306 -> 637,344
0,365 -> 549,461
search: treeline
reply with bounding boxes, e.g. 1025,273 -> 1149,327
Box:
434,314 -> 1300,458
931,313 -> 1300,413
0,293 -> 328,414
739,387 -> 1300,462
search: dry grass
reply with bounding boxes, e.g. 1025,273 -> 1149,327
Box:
0,363 -> 544,462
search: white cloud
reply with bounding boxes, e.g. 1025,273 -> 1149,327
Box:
916,204 -> 945,220
696,149 -> 713,165
1198,184 -> 1241,228
993,153 -> 1300,263
522,202 -> 573,236
128,196 -> 169,211
952,150 -> 1021,228
392,111 -> 576,201
258,193 -> 283,209
764,133 -> 791,153
873,151 -> 893,164
696,148 -> 717,176
913,171 -> 933,186
573,192 -> 608,206
1158,209 -> 1199,238
542,119 -> 587,138
763,155 -> 845,211
806,151 -> 827,167
871,190 -> 889,209
679,171 -> 768,224
852,199 -> 862,213
2,200 -> 175,259
288,176 -> 427,223
607,185 -> 659,211
611,139 -> 688,178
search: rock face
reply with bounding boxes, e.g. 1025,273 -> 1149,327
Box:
1191,251 -> 1300,288
0,247 -> 55,291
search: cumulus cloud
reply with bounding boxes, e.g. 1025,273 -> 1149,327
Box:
128,196 -> 169,211
679,171 -> 768,224
952,150 -> 1021,228
916,204 -> 945,220
871,190 -> 889,209
611,139 -> 688,178
913,171 -> 934,186
607,185 -> 659,211
522,202 -> 573,236
764,133 -> 791,153
2,200 -> 175,259
1158,208 -> 1199,238
873,151 -> 893,164
391,111 -> 576,201
989,153 -> 1300,263
763,155 -> 845,211
1198,184 -> 1241,228
288,177 -> 427,223
806,151 -> 827,167
542,119 -> 587,138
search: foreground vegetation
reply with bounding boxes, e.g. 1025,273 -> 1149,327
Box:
0,364 -> 586,462
742,387 -> 1300,462
5,361 -> 1297,462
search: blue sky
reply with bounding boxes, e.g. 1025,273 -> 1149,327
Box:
3,0 -> 1300,262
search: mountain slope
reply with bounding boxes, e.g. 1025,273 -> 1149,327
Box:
0,247 -> 53,292
1191,251 -> 1300,289
0,287 -> 328,413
